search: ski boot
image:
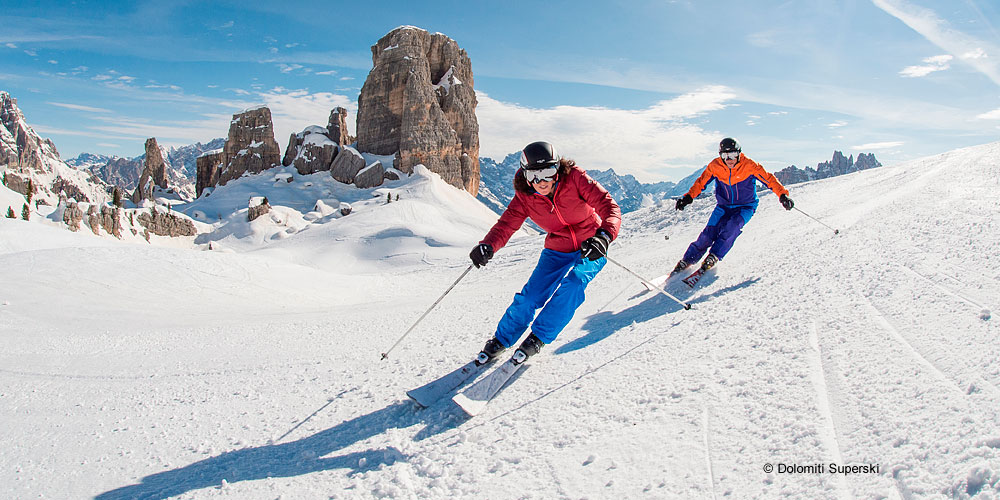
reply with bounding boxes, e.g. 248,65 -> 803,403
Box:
700,253 -> 719,271
512,333 -> 544,365
669,259 -> 690,277
476,337 -> 506,366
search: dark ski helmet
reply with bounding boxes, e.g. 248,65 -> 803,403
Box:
719,137 -> 741,154
520,141 -> 559,169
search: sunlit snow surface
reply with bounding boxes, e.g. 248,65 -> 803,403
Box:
1,146 -> 998,499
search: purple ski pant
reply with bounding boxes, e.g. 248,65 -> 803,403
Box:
683,204 -> 756,264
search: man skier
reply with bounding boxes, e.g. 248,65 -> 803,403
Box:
470,141 -> 622,365
672,137 -> 793,277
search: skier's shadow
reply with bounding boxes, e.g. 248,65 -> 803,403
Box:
557,276 -> 760,354
95,399 -> 465,500
688,277 -> 759,305
556,286 -> 690,354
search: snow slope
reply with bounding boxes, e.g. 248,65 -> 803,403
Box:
1,143 -> 998,499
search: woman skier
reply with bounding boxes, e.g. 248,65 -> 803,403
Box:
469,141 -> 622,365
672,137 -> 793,279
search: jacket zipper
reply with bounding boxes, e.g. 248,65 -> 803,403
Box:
727,165 -> 734,204
536,181 -> 579,250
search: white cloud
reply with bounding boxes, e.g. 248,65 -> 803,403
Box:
48,59 -> 58,65
217,21 -> 234,30
977,108 -> 1000,120
24,49 -> 37,57
32,125 -> 139,141
963,48 -> 987,59
476,86 -> 737,182
827,121 -> 849,128
96,143 -> 121,148
900,54 -> 952,77
88,113 -> 235,145
874,0 -> 1000,85
48,102 -> 113,113
5,43 -> 17,49
256,89 -> 356,147
747,30 -> 778,48
93,74 -> 113,81
315,70 -> 337,76
852,141 -> 904,150
278,63 -> 303,73
72,66 -> 88,72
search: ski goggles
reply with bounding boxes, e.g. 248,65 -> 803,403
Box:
720,151 -> 740,161
523,166 -> 558,183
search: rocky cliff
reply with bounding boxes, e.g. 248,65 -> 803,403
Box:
195,150 -> 224,197
282,125 -> 340,175
196,106 -> 281,196
0,91 -> 108,204
136,205 -> 197,237
131,138 -> 169,203
356,26 -> 480,195
327,107 -> 351,147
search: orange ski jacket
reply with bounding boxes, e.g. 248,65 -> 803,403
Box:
686,153 -> 789,207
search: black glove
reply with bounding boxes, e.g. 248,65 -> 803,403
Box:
780,194 -> 794,211
675,194 -> 693,211
470,243 -> 494,268
580,230 -> 611,261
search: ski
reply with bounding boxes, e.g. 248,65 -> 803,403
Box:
682,268 -> 707,288
407,359 -> 493,408
453,355 -> 525,416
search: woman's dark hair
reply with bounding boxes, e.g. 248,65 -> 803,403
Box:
514,158 -> 575,193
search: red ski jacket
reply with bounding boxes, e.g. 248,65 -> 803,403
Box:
481,165 -> 621,253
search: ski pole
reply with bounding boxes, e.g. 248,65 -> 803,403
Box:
793,207 -> 839,235
605,256 -> 692,310
381,264 -> 474,361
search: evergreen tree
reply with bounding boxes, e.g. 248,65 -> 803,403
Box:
21,203 -> 29,221
5,207 -> 14,218
2,172 -> 7,186
395,193 -> 400,201
25,179 -> 34,204
387,193 -> 392,204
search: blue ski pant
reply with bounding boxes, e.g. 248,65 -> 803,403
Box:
494,248 -> 606,347
683,204 -> 756,264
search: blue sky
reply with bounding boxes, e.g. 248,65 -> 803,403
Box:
1,0 -> 998,182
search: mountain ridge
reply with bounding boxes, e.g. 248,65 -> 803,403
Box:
478,150 -> 882,214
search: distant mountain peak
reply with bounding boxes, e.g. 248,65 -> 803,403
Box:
1,91 -> 108,205
478,149 -> 883,215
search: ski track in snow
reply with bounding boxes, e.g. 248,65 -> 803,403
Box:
807,320 -> 852,499
2,144 -> 1000,498
702,403 -> 719,500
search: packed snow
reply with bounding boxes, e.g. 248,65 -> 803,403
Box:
1,143 -> 998,499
